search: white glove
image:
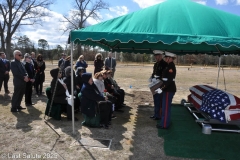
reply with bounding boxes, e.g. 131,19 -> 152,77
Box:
155,88 -> 162,94
152,78 -> 157,82
67,95 -> 73,106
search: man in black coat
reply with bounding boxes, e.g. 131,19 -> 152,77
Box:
58,53 -> 66,68
104,52 -> 116,77
10,50 -> 29,112
23,53 -> 36,106
0,52 -> 10,94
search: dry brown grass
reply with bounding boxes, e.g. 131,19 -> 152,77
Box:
0,61 -> 239,160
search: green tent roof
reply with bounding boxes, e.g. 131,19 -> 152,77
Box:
70,0 -> 240,55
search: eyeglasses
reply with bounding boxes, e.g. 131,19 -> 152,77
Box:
18,54 -> 22,57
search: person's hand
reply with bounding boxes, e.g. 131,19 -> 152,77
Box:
76,85 -> 80,89
5,71 -> 9,74
111,85 -> 114,89
24,76 -> 29,82
30,79 -> 35,83
104,96 -> 108,101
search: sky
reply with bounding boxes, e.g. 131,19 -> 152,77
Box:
15,0 -> 240,49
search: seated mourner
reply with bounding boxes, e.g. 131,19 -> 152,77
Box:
63,66 -> 79,112
107,70 -> 125,106
80,73 -> 112,129
75,67 -> 84,94
102,70 -> 123,111
50,68 -> 78,121
75,67 -> 85,112
93,72 -> 116,119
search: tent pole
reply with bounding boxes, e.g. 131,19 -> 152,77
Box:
71,42 -> 75,135
215,46 -> 221,89
216,56 -> 221,89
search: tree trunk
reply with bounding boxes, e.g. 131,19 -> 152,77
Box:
5,38 -> 12,59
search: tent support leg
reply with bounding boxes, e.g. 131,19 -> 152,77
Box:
71,42 -> 75,135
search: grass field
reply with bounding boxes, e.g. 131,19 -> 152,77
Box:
0,61 -> 239,160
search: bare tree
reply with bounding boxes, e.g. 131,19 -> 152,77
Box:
62,0 -> 109,57
63,0 -> 109,31
0,0 -> 53,58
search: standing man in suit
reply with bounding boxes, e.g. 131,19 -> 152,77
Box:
0,52 -> 10,94
104,52 -> 116,78
30,52 -> 37,67
58,53 -> 66,67
10,50 -> 29,112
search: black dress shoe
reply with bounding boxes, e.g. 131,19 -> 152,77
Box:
153,117 -> 160,120
101,124 -> 109,129
17,106 -> 26,110
150,115 -> 155,118
11,108 -> 20,112
156,124 -> 168,129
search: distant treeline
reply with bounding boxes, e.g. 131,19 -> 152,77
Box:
5,43 -> 240,66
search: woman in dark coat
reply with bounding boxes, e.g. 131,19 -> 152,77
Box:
35,54 -> 45,95
50,68 -> 78,121
94,53 -> 104,74
80,73 -> 111,129
23,53 -> 35,106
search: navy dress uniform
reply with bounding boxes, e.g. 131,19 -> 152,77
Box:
157,52 -> 177,129
151,50 -> 168,120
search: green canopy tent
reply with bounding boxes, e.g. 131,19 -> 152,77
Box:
70,0 -> 240,55
68,0 -> 240,134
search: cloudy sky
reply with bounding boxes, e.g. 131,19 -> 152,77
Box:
15,0 -> 240,49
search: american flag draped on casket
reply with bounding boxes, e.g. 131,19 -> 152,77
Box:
188,85 -> 240,123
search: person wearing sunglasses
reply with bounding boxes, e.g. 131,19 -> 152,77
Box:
10,50 -> 29,112
0,52 -> 10,94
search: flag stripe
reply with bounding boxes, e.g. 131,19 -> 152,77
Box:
188,85 -> 240,123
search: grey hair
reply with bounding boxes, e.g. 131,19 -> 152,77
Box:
13,50 -> 21,57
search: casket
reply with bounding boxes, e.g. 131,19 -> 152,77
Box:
188,85 -> 240,123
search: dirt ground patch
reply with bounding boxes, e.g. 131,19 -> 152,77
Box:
0,61 -> 239,160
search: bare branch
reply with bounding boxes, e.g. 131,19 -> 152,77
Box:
63,0 -> 109,30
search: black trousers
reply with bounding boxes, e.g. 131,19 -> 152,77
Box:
11,83 -> 26,109
54,99 -> 73,119
117,89 -> 125,104
0,74 -> 9,92
25,82 -> 33,104
98,101 -> 112,125
35,82 -> 43,94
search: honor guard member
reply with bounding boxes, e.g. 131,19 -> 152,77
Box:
150,50 -> 168,120
156,51 -> 176,129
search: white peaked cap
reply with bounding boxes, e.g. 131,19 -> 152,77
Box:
153,50 -> 164,55
164,51 -> 176,58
